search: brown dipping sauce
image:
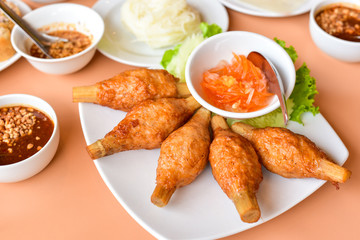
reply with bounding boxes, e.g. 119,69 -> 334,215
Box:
0,106 -> 54,165
315,4 -> 360,42
30,30 -> 92,59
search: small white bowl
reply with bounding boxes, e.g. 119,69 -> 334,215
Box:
309,0 -> 360,62
185,31 -> 295,120
11,3 -> 104,74
0,94 -> 59,183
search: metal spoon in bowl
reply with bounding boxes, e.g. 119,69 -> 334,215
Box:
0,1 -> 68,59
247,51 -> 289,126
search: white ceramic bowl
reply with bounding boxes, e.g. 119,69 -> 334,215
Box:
309,0 -> 360,62
185,31 -> 295,119
0,94 -> 59,183
11,3 -> 104,74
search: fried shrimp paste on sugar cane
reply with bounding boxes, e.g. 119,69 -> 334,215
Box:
72,68 -> 190,111
151,107 -> 211,207
231,122 -> 351,184
86,96 -> 201,159
209,115 -> 262,223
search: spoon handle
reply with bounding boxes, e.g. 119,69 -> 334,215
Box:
247,51 -> 289,126
0,0 -> 53,59
266,59 -> 289,125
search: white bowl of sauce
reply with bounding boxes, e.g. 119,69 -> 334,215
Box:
309,0 -> 360,62
0,94 -> 59,182
185,31 -> 295,120
11,3 -> 104,74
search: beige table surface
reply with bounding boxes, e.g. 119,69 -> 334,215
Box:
1,0 -> 359,239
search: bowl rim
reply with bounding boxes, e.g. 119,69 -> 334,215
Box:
310,0 -> 360,46
11,3 -> 105,63
0,94 -> 59,169
185,30 -> 296,119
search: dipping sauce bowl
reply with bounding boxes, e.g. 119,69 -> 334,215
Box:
11,3 -> 104,74
0,94 -> 59,183
310,0 -> 360,62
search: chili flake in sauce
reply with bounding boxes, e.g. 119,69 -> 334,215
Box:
315,4 -> 360,42
30,30 -> 92,59
0,106 -> 54,165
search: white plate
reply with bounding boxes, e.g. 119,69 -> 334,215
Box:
219,0 -> 323,17
79,102 -> 349,240
0,0 -> 32,72
29,0 -> 67,3
92,0 -> 229,67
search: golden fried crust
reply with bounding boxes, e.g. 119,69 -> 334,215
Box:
250,127 -> 333,180
0,1 -> 21,62
0,1 -> 21,30
101,97 -> 196,153
209,129 -> 262,199
156,108 -> 211,189
0,27 -> 15,61
96,69 -> 179,111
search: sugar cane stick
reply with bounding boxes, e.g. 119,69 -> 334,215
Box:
210,116 -> 262,223
175,82 -> 191,97
232,190 -> 261,223
318,159 -> 351,183
151,182 -> 176,207
72,85 -> 98,103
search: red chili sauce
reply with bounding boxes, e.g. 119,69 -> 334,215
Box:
0,106 -> 54,165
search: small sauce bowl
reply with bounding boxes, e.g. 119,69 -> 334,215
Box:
0,94 -> 59,183
309,0 -> 360,62
11,3 -> 104,74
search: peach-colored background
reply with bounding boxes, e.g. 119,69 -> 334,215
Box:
1,0 -> 359,239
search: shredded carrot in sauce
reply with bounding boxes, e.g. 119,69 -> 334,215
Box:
201,53 -> 274,113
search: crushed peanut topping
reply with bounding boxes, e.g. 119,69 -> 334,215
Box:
30,30 -> 92,59
0,105 -> 54,165
0,106 -> 36,145
316,5 -> 360,42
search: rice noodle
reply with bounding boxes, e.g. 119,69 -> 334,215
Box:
121,0 -> 201,48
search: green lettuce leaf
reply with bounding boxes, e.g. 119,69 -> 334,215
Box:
228,39 -> 319,128
160,22 -> 222,82
160,44 -> 181,70
274,37 -> 298,63
160,31 -> 319,127
289,63 -> 320,124
163,34 -> 205,82
228,100 -> 295,128
200,22 -> 222,38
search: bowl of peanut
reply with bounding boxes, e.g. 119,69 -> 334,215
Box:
0,94 -> 59,182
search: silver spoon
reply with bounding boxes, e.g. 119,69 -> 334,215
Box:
0,1 -> 68,59
247,51 -> 289,126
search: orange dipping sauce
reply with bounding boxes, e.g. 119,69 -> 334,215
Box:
201,53 -> 274,113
